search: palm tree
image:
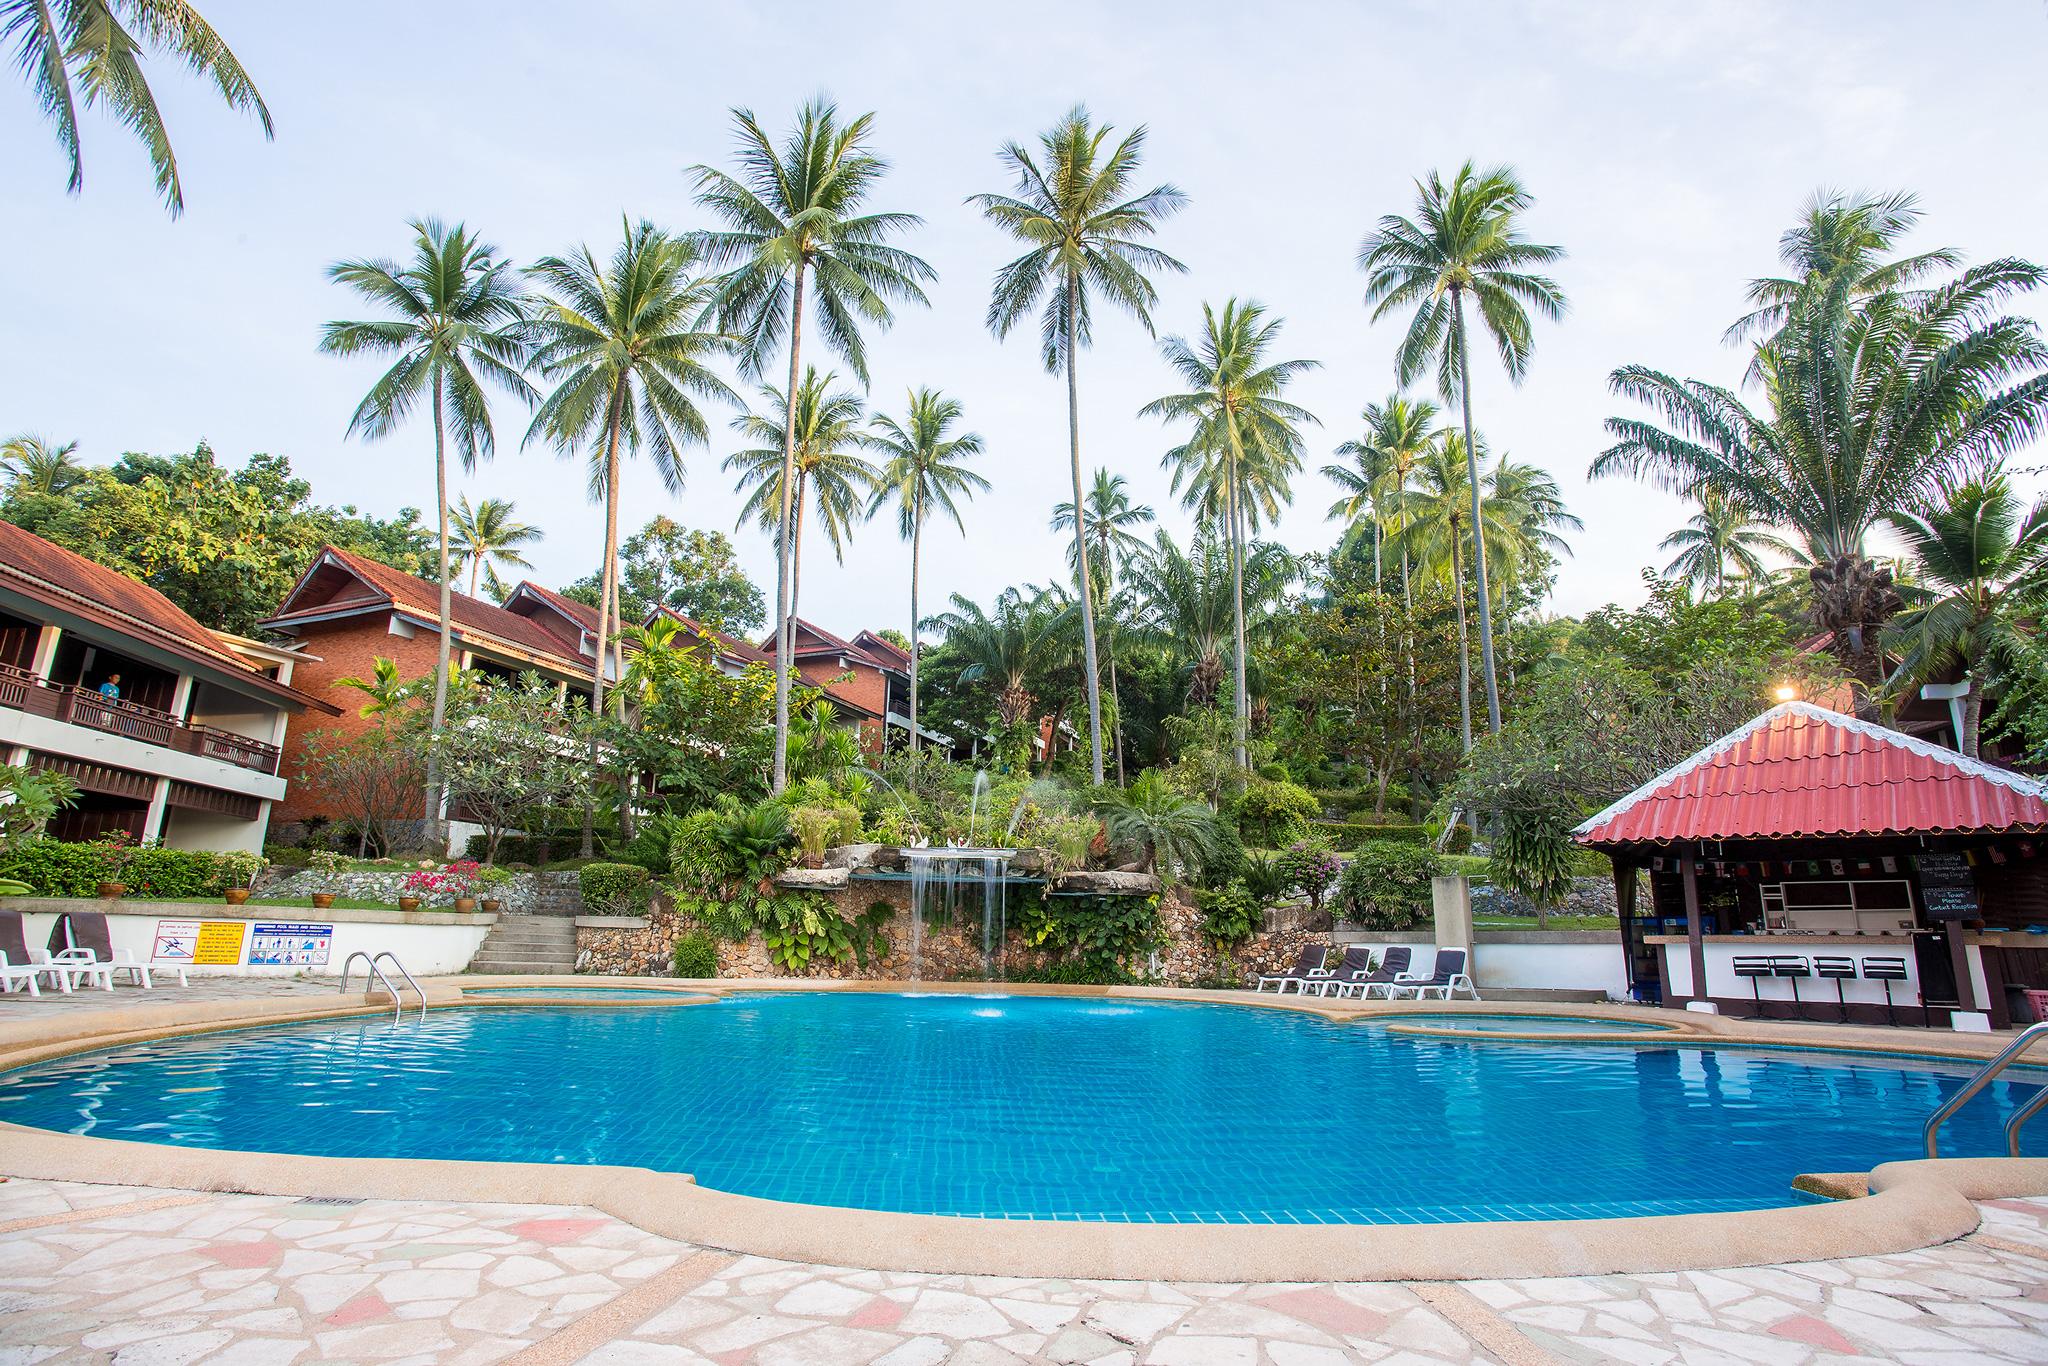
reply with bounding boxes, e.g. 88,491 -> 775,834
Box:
970,105 -> 1188,785
1325,395 -> 1441,598
1658,484 -> 1793,597
451,496 -> 542,598
523,221 -> 737,853
1051,469 -> 1154,781
927,587 -> 1070,733
866,389 -> 988,753
1594,255 -> 2048,709
725,369 -> 880,629
1093,769 -> 1225,879
0,434 -> 86,496
9,0 -> 270,214
321,219 -> 534,828
1124,528 -> 1293,712
689,98 -> 934,792
1358,162 -> 1567,736
1884,473 -> 2048,756
1143,299 -> 1317,768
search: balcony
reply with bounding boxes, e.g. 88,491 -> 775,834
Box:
0,663 -> 282,776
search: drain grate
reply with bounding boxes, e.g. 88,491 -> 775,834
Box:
292,1196 -> 364,1207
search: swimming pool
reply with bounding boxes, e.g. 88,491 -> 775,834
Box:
2,992 -> 2040,1224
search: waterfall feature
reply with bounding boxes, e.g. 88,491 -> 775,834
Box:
902,847 -> 1014,982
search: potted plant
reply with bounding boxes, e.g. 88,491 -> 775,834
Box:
475,863 -> 512,914
94,830 -> 136,899
306,849 -> 348,910
217,851 -> 265,906
443,859 -> 481,913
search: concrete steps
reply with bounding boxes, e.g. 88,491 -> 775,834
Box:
468,913 -> 578,974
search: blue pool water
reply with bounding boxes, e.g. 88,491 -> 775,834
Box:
2,992 -> 2041,1224
1387,1013 -> 1672,1034
462,987 -> 703,1000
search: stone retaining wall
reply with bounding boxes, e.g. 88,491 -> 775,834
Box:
257,868 -> 569,914
1471,876 -> 1619,920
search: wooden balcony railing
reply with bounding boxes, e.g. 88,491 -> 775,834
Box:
0,663 -> 282,776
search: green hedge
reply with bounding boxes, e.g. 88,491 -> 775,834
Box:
1335,839 -> 1444,930
1312,820 -> 1429,846
0,840 -> 235,899
579,862 -> 652,915
672,932 -> 718,978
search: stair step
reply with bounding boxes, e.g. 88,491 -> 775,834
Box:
467,959 -> 577,974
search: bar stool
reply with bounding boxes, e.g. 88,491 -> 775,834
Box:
1772,955 -> 1813,1018
1812,955 -> 1857,1023
1733,956 -> 1775,1015
1862,956 -> 1910,1027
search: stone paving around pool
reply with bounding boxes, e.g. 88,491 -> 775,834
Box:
0,977 -> 344,1019
1,1177 -> 2045,1364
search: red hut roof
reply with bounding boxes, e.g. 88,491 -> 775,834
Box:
1574,702 -> 2048,846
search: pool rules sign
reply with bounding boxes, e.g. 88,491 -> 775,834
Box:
152,919 -> 247,966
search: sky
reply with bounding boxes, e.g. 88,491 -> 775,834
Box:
4,0 -> 2046,638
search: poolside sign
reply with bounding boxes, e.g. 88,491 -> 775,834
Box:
152,919 -> 247,966
248,922 -> 333,967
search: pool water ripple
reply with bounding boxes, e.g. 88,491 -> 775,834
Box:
1,992 -> 2040,1224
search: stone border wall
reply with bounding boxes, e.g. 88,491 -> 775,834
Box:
256,868 -> 574,914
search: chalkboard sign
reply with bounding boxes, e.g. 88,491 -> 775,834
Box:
1916,852 -> 1979,921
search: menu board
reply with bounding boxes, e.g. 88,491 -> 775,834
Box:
1916,853 -> 1979,921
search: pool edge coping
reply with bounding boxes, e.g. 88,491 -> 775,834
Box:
3,976 -> 2046,1281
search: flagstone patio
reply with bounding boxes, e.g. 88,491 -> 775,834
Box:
2,1176 -> 2044,1364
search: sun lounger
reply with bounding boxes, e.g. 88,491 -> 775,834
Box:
1335,946 -> 1413,999
1303,945 -> 1375,997
1384,948 -> 1478,1001
1255,944 -> 1328,994
0,909 -> 43,996
50,910 -> 180,988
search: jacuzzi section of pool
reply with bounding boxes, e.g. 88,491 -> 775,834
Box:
462,987 -> 704,1001
1390,1013 -> 1675,1034
2,993 -> 2040,1224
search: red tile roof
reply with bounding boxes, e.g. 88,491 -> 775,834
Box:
1574,702 -> 2048,845
852,630 -> 911,669
262,547 -> 591,673
0,521 -> 336,712
760,618 -> 904,672
649,607 -> 772,665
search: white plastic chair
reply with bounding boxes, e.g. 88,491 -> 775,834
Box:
34,948 -> 114,992
0,951 -> 41,996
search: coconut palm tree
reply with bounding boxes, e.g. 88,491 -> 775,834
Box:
1658,485 -> 1794,597
1051,470 -> 1155,781
725,369 -> 879,630
9,0 -> 270,214
970,105 -> 1188,785
0,434 -> 86,496
1358,162 -> 1567,736
321,219 -> 534,828
1143,299 -> 1317,768
1594,255 -> 2048,710
523,221 -> 737,853
1324,395 -> 1441,600
1884,473 -> 2048,756
450,495 -> 541,598
927,587 -> 1071,734
866,389 -> 988,753
689,98 -> 934,792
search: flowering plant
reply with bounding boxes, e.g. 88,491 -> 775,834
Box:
400,859 -> 481,903
1278,839 -> 1342,919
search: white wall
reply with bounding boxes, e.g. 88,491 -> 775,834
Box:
19,906 -> 493,977
0,709 -> 285,800
159,806 -> 267,854
1330,933 -> 1625,999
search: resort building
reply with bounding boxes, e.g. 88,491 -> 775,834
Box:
755,618 -> 945,749
0,521 -> 338,851
1578,701 -> 2048,1028
257,546 -> 606,837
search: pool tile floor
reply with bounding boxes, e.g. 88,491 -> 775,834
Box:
2,1177 -> 2045,1364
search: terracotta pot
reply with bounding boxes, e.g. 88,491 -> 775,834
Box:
397,895 -> 422,912
453,896 -> 477,913
479,898 -> 503,913
224,888 -> 251,906
96,882 -> 125,900
311,893 -> 336,910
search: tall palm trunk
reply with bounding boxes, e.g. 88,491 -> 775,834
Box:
1102,555 -> 1127,785
1063,272 -> 1106,785
1453,291 -> 1502,734
1223,414 -> 1249,770
1450,525 -> 1472,752
1962,675 -> 1984,758
1400,541 -> 1419,773
770,264 -> 809,793
467,555 -> 481,599
788,492 -> 806,637
581,380 -> 628,858
426,377 -> 452,838
908,487 -> 922,754
605,553 -> 634,842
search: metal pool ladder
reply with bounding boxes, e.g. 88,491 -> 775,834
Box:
339,951 -> 426,1024
1923,1019 -> 2048,1158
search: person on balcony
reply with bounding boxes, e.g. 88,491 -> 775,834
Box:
96,673 -> 122,702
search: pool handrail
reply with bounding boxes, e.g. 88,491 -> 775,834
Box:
339,950 -> 426,1024
1923,1018 -> 2048,1158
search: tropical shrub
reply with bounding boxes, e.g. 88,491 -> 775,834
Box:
757,894 -> 891,973
1231,777 -> 1321,848
672,932 -> 719,978
1276,838 -> 1340,917
1095,770 -> 1228,880
669,800 -> 791,898
1238,850 -> 1291,903
788,806 -> 838,864
0,840 -> 234,899
1013,892 -> 1163,978
1336,839 -> 1444,930
0,765 -> 77,850
579,862 -> 652,916
1311,821 -> 1429,847
1196,881 -> 1260,950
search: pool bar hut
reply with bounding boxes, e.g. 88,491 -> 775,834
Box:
1575,702 -> 2048,1029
